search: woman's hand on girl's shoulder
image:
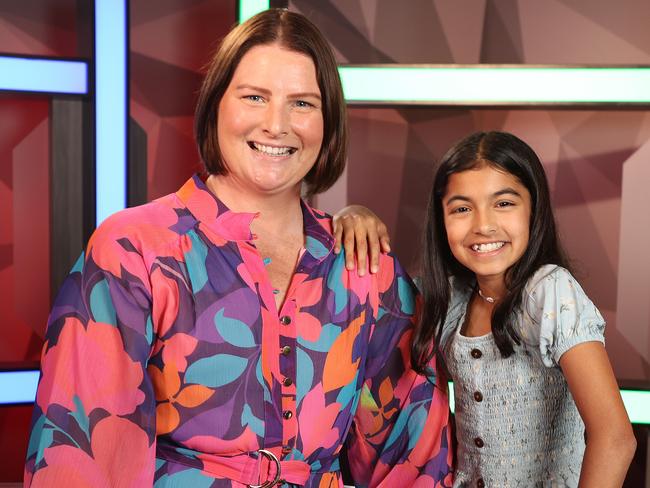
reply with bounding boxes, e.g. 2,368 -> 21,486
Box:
332,205 -> 390,276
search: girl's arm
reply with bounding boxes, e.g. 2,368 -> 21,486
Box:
333,205 -> 390,276
560,342 -> 636,487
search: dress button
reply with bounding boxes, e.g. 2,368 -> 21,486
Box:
283,410 -> 293,419
470,348 -> 482,359
280,316 -> 292,325
477,479 -> 485,488
474,437 -> 484,448
473,391 -> 483,402
280,345 -> 292,356
283,377 -> 293,387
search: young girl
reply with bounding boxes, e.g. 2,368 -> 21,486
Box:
409,131 -> 636,487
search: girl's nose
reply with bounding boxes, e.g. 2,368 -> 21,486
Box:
262,102 -> 289,137
474,212 -> 497,235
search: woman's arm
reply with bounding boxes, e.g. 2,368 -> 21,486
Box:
345,254 -> 453,487
560,342 -> 636,487
333,205 -> 390,276
25,225 -> 157,486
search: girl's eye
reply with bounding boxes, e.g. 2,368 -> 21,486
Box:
496,201 -> 514,208
244,95 -> 264,103
451,206 -> 470,214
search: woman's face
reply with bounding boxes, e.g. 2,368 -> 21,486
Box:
442,164 -> 531,287
216,43 -> 324,197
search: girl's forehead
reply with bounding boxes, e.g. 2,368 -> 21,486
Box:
443,165 -> 530,201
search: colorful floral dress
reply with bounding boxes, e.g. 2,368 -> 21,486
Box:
25,175 -> 453,488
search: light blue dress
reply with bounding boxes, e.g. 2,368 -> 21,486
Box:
441,265 -> 606,487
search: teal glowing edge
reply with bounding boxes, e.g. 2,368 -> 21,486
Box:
238,0 -> 271,24
339,66 -> 650,105
2,373 -> 648,425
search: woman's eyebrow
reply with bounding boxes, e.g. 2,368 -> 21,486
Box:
235,84 -> 271,94
235,84 -> 321,101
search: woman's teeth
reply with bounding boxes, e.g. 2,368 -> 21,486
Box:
471,242 -> 505,253
250,142 -> 295,156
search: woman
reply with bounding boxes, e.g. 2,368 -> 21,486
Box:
25,9 -> 453,487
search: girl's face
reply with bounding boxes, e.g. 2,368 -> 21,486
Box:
442,164 -> 532,287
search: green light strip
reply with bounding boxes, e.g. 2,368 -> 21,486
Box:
340,66 -> 650,105
447,382 -> 650,424
620,390 -> 650,425
238,0 -> 270,24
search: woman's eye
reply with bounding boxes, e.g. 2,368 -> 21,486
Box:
496,201 -> 514,208
295,100 -> 314,108
244,95 -> 263,102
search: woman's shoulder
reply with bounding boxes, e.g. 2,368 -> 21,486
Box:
88,192 -> 187,260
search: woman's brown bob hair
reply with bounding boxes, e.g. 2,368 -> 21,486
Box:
194,8 -> 347,196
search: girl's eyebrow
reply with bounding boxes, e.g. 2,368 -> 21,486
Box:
444,187 -> 522,205
444,195 -> 471,205
494,187 -> 522,198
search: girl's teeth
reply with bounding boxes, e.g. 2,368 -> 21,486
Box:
253,142 -> 292,156
472,242 -> 505,252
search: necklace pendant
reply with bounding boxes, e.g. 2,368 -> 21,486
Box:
478,288 -> 496,303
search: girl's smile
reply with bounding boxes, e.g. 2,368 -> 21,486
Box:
443,164 -> 532,291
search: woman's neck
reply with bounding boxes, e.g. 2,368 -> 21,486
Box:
206,174 -> 304,235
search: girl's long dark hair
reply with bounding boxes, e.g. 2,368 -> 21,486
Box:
412,131 -> 570,374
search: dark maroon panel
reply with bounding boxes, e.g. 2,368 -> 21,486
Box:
130,0 -> 237,201
0,405 -> 34,482
0,96 -> 50,362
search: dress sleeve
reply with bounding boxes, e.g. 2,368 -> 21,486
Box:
525,266 -> 606,368
24,223 -> 157,487
345,254 -> 453,488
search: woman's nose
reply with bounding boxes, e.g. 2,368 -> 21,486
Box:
262,102 -> 289,137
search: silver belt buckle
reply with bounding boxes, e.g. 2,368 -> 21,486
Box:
248,449 -> 281,488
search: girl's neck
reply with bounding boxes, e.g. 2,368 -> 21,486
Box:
475,276 -> 506,304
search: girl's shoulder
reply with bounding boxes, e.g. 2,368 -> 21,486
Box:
523,264 -> 588,311
520,264 -> 605,367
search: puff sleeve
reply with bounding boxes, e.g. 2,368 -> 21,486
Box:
524,265 -> 605,368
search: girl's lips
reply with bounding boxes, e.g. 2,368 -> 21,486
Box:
467,242 -> 509,258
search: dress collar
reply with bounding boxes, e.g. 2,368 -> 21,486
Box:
176,174 -> 334,262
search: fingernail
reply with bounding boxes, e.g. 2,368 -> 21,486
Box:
371,265 -> 378,273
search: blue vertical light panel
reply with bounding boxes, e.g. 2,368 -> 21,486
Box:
95,0 -> 128,225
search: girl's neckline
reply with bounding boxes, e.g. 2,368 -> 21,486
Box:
456,324 -> 493,340
456,297 -> 493,339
